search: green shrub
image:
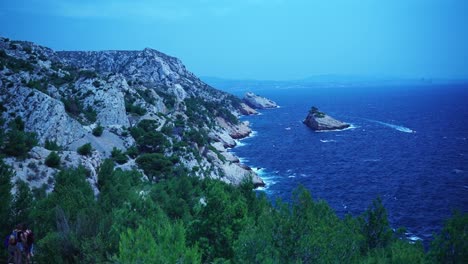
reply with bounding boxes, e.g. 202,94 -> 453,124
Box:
136,153 -> 174,182
92,80 -> 101,88
44,139 -> 61,151
429,211 -> 468,262
84,106 -> 97,123
309,106 -> 326,118
125,145 -> 139,159
125,102 -> 147,116
78,70 -> 97,79
111,147 -> 128,165
77,143 -> 93,156
93,123 -> 104,137
45,151 -> 61,168
1,118 -> 38,158
62,97 -> 81,116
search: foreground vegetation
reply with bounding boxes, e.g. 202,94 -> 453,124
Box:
0,160 -> 466,263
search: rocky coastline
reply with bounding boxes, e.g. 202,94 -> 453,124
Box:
0,36 -> 265,191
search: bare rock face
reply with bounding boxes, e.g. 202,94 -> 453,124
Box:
303,107 -> 350,131
0,86 -> 87,146
239,103 -> 258,115
243,92 -> 278,109
216,117 -> 252,140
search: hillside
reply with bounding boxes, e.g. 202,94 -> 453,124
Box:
0,36 -> 264,192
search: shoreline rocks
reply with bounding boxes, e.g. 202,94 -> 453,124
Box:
303,106 -> 350,131
243,92 -> 278,109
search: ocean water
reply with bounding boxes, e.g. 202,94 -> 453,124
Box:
230,84 -> 468,242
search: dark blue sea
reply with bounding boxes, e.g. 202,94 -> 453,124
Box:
230,84 -> 468,242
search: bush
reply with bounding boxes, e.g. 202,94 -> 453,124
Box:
125,146 -> 139,159
125,102 -> 147,116
45,151 -> 61,168
77,143 -> 93,156
136,153 -> 174,182
111,147 -> 128,165
44,139 -> 61,151
1,118 -> 38,158
84,106 -> 97,123
92,80 -> 101,88
78,70 -> 97,79
93,123 -> 104,137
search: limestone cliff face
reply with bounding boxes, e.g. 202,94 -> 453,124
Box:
0,36 -> 263,190
303,107 -> 350,131
243,92 -> 278,109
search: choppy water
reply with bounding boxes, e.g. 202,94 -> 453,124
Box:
230,84 -> 468,242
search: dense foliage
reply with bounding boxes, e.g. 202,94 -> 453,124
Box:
0,117 -> 38,158
0,159 -> 466,263
45,151 -> 61,168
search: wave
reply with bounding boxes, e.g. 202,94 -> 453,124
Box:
234,140 -> 247,147
252,167 -> 278,191
363,158 -> 381,162
238,157 -> 249,163
320,139 -> 337,143
364,118 -> 415,133
405,232 -> 423,243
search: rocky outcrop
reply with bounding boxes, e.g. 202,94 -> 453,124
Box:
239,103 -> 258,115
243,92 -> 278,109
303,107 -> 350,131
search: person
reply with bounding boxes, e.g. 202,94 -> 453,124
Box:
20,224 -> 34,264
6,233 -> 15,264
7,225 -> 22,264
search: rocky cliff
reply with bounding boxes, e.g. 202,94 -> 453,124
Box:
303,106 -> 350,131
243,92 -> 278,109
0,37 -> 264,192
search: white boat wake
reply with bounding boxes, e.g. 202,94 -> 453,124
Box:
364,118 -> 415,133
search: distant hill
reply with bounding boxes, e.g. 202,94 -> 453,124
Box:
202,75 -> 468,95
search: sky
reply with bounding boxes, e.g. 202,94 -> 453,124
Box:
1,0 -> 468,80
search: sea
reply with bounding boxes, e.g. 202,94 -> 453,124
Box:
228,83 -> 468,243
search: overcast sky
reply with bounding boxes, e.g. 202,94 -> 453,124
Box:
1,0 -> 468,80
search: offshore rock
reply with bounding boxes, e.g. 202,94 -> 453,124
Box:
303,106 -> 350,131
243,92 -> 278,109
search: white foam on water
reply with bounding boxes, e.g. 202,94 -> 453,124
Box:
252,167 -> 278,191
249,131 -> 258,138
316,123 -> 357,133
252,167 -> 265,175
406,233 -> 423,242
238,157 -> 249,163
320,139 -> 337,143
363,158 -> 381,162
234,140 -> 247,147
288,175 -> 296,178
364,119 -> 415,133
